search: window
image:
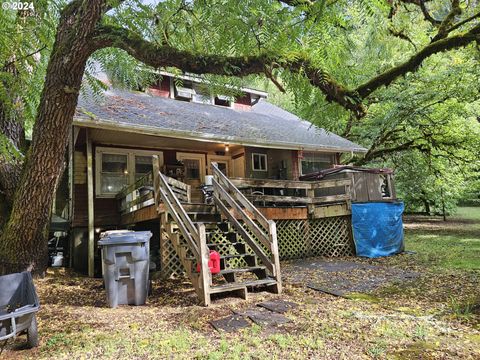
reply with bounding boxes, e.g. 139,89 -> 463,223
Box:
300,153 -> 333,175
192,83 -> 212,104
100,153 -> 128,194
252,153 -> 267,171
207,155 -> 231,177
216,162 -> 228,175
183,159 -> 201,180
175,80 -> 195,100
135,155 -> 153,181
176,152 -> 206,182
214,95 -> 231,107
95,147 -> 163,197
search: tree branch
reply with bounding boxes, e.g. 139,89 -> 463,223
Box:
278,0 -> 315,7
446,10 -> 480,34
431,0 -> 462,42
356,139 -> 420,165
418,0 -> 442,26
264,66 -> 286,93
91,24 -> 367,116
92,14 -> 480,119
388,28 -> 417,50
354,25 -> 480,99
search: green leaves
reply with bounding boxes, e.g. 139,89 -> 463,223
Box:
0,0 -> 59,135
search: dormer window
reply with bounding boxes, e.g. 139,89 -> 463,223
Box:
175,80 -> 195,100
214,95 -> 231,107
192,83 -> 212,104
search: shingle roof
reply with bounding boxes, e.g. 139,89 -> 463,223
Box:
74,89 -> 366,153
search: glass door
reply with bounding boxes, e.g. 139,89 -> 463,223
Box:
176,153 -> 206,203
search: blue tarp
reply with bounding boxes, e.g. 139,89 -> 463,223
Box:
351,202 -> 405,258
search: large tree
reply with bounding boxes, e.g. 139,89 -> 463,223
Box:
1,0 -> 480,274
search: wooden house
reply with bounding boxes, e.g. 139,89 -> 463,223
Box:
56,72 -> 390,305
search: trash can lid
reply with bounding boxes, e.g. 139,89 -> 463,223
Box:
98,231 -> 152,246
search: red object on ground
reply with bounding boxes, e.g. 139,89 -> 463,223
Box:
196,250 -> 221,274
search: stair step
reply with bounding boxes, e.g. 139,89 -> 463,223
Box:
220,253 -> 253,260
207,242 -> 243,247
218,266 -> 266,275
210,278 -> 277,294
216,222 -> 230,233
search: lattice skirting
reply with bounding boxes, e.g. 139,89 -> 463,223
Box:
159,230 -> 185,278
276,216 -> 355,260
159,216 -> 355,277
158,229 -> 252,278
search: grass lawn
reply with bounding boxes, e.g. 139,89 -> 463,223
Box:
403,206 -> 480,270
2,208 -> 479,359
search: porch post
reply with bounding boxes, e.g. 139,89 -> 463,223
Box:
68,128 -> 74,267
86,129 -> 95,277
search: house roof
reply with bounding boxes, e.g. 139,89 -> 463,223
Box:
157,71 -> 269,98
74,89 -> 367,153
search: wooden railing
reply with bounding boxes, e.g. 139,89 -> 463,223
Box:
116,169 -> 191,216
211,162 -> 282,293
152,156 -> 211,305
163,176 -> 191,203
116,173 -> 154,215
229,178 -> 351,207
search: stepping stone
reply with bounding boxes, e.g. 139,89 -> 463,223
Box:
307,283 -> 348,298
210,314 -> 251,332
257,299 -> 298,314
234,308 -> 291,326
248,311 -> 290,326
233,308 -> 265,317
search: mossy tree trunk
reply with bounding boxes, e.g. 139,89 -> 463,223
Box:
0,0 -> 107,275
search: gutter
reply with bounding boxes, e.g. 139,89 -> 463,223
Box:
73,117 -> 368,153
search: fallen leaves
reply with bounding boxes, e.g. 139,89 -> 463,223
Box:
2,213 -> 480,359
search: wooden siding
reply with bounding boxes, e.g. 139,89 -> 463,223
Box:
74,151 -> 87,184
73,141 -> 217,227
71,130 -> 342,230
244,147 -> 337,181
148,76 -> 170,98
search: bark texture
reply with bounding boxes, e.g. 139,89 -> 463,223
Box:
0,0 -> 108,275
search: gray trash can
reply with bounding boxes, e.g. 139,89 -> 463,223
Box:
98,230 -> 152,308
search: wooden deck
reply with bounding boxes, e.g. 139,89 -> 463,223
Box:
120,202 -> 350,225
118,173 -> 352,225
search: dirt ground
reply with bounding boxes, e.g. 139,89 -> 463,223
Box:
2,211 -> 479,359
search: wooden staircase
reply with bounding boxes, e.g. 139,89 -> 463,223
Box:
152,156 -> 281,306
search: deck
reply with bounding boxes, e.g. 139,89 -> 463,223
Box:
116,175 -> 353,226
119,202 -> 351,225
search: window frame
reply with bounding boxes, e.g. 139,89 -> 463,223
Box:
95,147 -> 163,198
299,153 -> 334,176
251,153 -> 268,172
176,152 -> 206,182
207,154 -> 232,176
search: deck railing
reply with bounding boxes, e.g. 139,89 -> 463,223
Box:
211,162 -> 282,293
116,173 -> 155,215
229,178 -> 351,207
116,168 -> 191,216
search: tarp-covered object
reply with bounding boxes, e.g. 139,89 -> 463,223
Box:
351,202 -> 404,258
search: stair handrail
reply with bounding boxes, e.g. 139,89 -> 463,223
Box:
211,163 -> 269,229
153,156 -> 200,260
211,162 -> 282,288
